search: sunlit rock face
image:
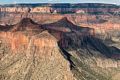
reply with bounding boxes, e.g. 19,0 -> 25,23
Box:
0,31 -> 75,80
0,31 -> 59,51
0,7 -> 52,13
30,7 -> 52,13
0,18 -> 75,80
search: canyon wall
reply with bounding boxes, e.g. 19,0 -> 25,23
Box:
0,3 -> 120,14
0,13 -> 120,36
0,3 -> 120,80
0,3 -> 120,35
0,31 -> 75,80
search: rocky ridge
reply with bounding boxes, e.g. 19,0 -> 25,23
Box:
0,18 -> 75,80
0,17 -> 120,80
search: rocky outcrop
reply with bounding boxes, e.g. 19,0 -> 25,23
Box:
0,18 -> 76,80
0,31 -> 75,80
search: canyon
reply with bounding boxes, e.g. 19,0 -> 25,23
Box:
0,3 -> 120,80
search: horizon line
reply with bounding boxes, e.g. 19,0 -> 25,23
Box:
0,2 -> 119,5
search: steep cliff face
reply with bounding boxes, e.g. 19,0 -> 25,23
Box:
0,31 -> 75,80
41,17 -> 120,80
0,18 -> 75,80
56,27 -> 120,80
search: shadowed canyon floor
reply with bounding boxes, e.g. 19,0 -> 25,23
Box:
0,17 -> 120,80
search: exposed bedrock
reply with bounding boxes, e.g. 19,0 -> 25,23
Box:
0,17 -> 120,80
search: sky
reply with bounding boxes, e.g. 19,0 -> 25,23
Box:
0,0 -> 120,5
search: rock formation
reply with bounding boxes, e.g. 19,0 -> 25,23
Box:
0,18 -> 75,80
0,16 -> 120,80
0,3 -> 120,80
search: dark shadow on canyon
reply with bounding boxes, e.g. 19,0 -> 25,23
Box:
1,17 -> 120,60
42,17 -> 120,60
